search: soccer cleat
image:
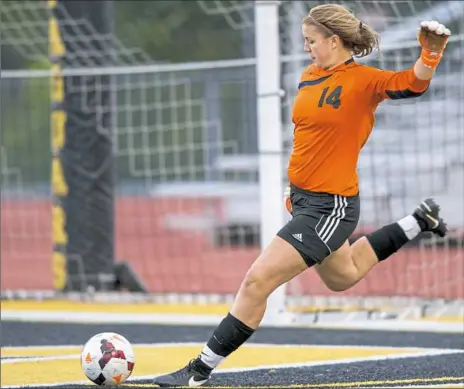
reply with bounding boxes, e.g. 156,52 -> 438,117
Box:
153,358 -> 212,387
413,198 -> 448,238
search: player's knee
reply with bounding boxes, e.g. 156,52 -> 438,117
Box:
324,280 -> 353,292
321,265 -> 358,292
240,268 -> 274,301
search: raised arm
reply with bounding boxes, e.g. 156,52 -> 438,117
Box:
367,20 -> 450,103
367,67 -> 431,102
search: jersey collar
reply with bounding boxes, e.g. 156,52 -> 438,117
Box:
311,57 -> 355,76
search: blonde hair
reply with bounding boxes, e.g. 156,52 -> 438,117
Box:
303,4 -> 379,58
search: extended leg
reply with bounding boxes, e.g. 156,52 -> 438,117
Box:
152,237 -> 308,387
316,198 -> 447,291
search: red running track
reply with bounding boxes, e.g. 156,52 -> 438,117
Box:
1,197 -> 463,299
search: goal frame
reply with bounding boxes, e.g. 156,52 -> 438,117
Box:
1,0 -> 463,326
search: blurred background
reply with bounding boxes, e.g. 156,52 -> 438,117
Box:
1,0 -> 463,316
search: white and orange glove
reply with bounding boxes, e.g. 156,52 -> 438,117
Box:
418,20 -> 451,69
283,184 -> 292,214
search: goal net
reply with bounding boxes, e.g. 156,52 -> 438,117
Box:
1,0 -> 463,319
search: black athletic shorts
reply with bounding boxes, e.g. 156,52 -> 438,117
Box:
277,184 -> 360,267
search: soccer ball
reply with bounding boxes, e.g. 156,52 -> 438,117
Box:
81,332 -> 135,386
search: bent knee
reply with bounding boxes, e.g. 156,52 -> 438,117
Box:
324,280 -> 354,292
320,263 -> 359,292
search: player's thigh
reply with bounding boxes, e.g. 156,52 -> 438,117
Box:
277,187 -> 360,267
314,239 -> 358,289
245,235 -> 309,293
277,213 -> 327,267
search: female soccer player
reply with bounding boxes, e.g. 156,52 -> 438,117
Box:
154,4 -> 450,387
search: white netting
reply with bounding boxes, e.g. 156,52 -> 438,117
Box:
192,0 -> 464,304
197,0 -> 254,29
1,1 -> 463,311
279,1 -> 464,304
0,0 -> 150,67
1,0 -> 258,296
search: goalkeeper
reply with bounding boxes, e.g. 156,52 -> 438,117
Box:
154,4 -> 451,387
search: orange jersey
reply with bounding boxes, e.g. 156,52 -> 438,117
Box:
288,58 -> 430,197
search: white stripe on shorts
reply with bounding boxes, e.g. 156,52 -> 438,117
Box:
318,195 -> 348,244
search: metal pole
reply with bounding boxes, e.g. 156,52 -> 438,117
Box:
254,0 -> 287,325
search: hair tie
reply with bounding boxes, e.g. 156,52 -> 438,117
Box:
359,21 -> 363,29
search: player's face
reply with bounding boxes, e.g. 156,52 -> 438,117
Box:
302,24 -> 335,68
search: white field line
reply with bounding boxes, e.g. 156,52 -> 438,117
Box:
3,309 -> 463,333
1,354 -> 80,364
5,342 -> 460,351
2,346 -> 463,388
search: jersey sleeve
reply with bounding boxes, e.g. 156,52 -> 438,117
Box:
365,66 -> 431,103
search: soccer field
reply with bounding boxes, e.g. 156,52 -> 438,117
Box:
2,303 -> 463,389
1,2 -> 463,388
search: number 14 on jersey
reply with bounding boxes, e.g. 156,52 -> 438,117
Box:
318,86 -> 342,109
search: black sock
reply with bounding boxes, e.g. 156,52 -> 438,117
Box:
207,313 -> 254,356
198,313 -> 255,369
366,223 -> 409,262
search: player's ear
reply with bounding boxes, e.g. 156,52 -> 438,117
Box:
329,34 -> 340,50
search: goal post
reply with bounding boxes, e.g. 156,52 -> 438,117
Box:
254,0 -> 288,325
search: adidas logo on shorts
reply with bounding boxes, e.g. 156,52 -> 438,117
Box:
292,233 -> 303,242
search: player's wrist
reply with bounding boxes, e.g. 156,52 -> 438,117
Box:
420,48 -> 443,69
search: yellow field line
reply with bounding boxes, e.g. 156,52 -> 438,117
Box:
1,300 -> 230,315
414,317 -> 464,323
125,376 -> 464,388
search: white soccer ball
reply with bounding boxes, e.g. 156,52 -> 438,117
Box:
81,332 -> 135,386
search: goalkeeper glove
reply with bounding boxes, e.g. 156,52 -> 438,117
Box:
418,20 -> 451,69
